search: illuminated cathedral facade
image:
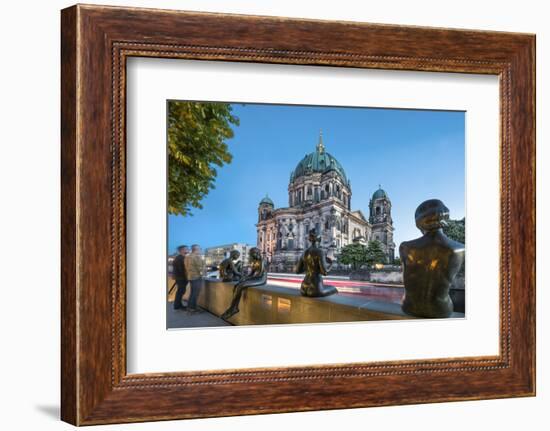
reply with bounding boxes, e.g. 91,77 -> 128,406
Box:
256,133 -> 395,272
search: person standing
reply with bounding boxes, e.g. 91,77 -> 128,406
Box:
185,244 -> 205,313
172,245 -> 189,310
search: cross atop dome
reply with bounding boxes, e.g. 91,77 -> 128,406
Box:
316,129 -> 325,154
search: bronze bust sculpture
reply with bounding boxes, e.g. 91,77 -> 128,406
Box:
221,247 -> 267,319
399,199 -> 465,318
219,250 -> 242,282
296,229 -> 338,297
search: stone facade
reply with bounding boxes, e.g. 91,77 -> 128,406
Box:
257,133 -> 395,272
204,243 -> 253,269
368,188 -> 395,261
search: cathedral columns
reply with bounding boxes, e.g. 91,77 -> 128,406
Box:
328,217 -> 337,259
260,230 -> 266,254
331,215 -> 337,247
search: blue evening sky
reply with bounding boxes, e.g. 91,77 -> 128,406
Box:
168,103 -> 465,253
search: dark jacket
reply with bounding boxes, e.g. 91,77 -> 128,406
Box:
172,254 -> 188,280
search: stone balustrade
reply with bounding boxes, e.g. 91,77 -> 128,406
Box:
198,279 -> 464,326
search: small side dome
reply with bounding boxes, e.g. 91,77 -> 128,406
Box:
259,194 -> 274,206
372,187 -> 388,200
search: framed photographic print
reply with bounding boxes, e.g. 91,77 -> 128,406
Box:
61,4 -> 535,425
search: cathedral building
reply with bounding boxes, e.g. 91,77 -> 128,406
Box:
256,133 -> 395,272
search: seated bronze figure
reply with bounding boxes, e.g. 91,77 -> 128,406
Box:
296,229 -> 338,297
221,247 -> 267,319
219,250 -> 242,282
399,199 -> 465,318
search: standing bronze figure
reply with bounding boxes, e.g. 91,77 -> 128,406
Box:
221,247 -> 267,319
296,229 -> 338,297
219,250 -> 242,282
399,199 -> 465,318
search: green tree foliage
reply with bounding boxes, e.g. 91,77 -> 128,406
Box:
339,240 -> 388,270
365,240 -> 387,266
443,218 -> 466,277
443,217 -> 465,244
338,243 -> 368,270
168,101 -> 239,215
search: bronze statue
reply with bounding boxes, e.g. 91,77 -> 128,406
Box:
399,199 -> 465,318
221,247 -> 267,319
219,250 -> 242,282
296,229 -> 338,297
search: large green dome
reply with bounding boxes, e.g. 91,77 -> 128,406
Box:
290,134 -> 348,184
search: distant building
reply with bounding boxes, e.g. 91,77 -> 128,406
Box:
204,243 -> 254,269
257,132 -> 395,272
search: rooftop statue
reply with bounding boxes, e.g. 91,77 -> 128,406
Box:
219,250 -> 242,282
399,199 -> 465,318
221,247 -> 267,320
296,229 -> 338,297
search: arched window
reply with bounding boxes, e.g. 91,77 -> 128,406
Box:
376,206 -> 381,215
